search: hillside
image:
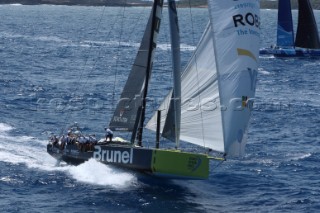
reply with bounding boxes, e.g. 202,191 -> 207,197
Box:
260,0 -> 320,10
0,0 -> 320,9
0,0 -> 152,6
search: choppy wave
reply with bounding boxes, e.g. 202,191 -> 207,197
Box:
68,158 -> 137,188
0,123 -> 14,133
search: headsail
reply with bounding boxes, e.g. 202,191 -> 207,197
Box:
109,1 -> 163,132
207,0 -> 259,156
277,0 -> 294,47
147,0 -> 260,157
295,0 -> 320,49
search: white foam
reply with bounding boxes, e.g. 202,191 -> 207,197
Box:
155,43 -> 196,51
258,68 -> 270,75
0,123 -> 14,133
0,123 -> 137,188
68,159 -> 137,188
288,153 -> 312,161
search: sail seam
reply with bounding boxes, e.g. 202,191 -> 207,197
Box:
187,0 -> 206,149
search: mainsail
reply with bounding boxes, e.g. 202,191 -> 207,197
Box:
147,0 -> 260,157
295,0 -> 320,49
109,1 -> 163,132
277,0 -> 294,47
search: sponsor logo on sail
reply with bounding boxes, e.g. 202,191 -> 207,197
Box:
237,48 -> 257,62
93,146 -> 133,164
113,115 -> 128,123
187,157 -> 202,172
233,12 -> 260,28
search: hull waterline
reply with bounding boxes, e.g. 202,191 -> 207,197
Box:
47,142 -> 210,179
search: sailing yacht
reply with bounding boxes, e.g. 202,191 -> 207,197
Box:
260,0 -> 320,57
47,0 -> 260,179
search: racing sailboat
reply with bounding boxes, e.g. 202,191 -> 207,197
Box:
47,0 -> 260,179
260,0 -> 320,57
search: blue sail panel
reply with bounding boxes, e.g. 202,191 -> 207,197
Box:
277,0 -> 294,47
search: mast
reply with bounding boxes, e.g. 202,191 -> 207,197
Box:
168,0 -> 181,149
137,0 -> 163,146
147,0 -> 260,157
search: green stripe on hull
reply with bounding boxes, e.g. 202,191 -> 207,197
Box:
151,149 -> 209,179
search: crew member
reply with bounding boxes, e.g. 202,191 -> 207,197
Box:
105,127 -> 113,142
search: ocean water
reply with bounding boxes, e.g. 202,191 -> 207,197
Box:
0,5 -> 319,213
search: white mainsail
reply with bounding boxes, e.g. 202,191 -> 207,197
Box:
147,23 -> 224,152
146,0 -> 260,157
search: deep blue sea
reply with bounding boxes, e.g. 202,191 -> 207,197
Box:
0,4 -> 319,213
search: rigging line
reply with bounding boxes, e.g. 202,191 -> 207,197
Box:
127,7 -> 148,39
109,6 -> 148,112
68,6 -> 107,92
110,3 -> 127,119
75,7 -> 122,92
187,0 -> 206,150
151,12 -> 172,116
59,5 -> 112,136
211,156 -> 225,170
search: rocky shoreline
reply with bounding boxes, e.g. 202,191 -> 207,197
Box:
0,0 -> 319,9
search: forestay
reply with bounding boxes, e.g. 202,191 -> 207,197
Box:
147,0 -> 260,157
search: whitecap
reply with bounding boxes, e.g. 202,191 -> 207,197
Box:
67,158 -> 137,188
0,123 -> 14,133
258,68 -> 270,75
289,153 -> 312,161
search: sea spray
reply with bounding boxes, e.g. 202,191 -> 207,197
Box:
67,158 -> 137,188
